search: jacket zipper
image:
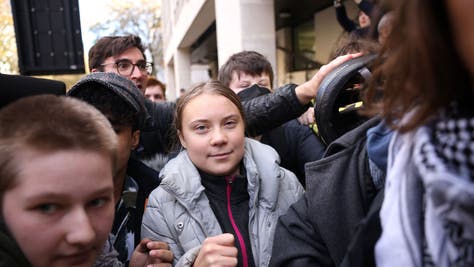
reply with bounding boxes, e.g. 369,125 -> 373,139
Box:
226,176 -> 249,267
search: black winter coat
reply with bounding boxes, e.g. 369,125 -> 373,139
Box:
261,119 -> 325,186
125,157 -> 162,246
269,118 -> 382,267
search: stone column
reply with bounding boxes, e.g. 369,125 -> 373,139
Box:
215,0 -> 277,85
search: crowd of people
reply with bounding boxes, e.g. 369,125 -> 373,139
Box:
1,0 -> 473,266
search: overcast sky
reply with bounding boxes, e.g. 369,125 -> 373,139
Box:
78,0 -> 109,53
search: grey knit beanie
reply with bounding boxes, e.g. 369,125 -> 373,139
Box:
67,72 -> 153,131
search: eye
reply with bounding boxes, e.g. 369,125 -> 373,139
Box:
112,126 -> 124,134
35,203 -> 59,214
117,61 -> 132,71
136,61 -> 147,70
88,197 -> 111,209
258,83 -> 269,88
194,124 -> 208,133
224,120 -> 238,128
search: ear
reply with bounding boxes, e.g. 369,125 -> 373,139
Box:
91,68 -> 99,73
178,129 -> 186,149
131,130 -> 140,150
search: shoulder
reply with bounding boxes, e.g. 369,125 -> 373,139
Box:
244,138 -> 279,158
127,157 -> 161,192
160,150 -> 197,179
324,117 -> 380,156
157,151 -> 204,200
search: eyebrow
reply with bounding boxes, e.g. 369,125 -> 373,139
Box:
24,186 -> 113,202
189,114 -> 240,124
115,58 -> 146,64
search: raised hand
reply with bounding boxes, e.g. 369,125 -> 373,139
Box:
129,238 -> 173,267
194,233 -> 238,267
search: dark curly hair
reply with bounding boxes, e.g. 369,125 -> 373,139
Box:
88,35 -> 146,71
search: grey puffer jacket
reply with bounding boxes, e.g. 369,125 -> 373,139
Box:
141,138 -> 304,267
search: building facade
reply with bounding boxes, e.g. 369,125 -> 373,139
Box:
161,0 -> 360,99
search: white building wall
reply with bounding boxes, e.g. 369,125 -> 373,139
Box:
215,0 -> 277,85
161,0 -> 351,94
191,64 -> 212,85
314,2 -> 359,64
161,0 -> 214,97
173,48 -> 191,92
165,63 -> 176,100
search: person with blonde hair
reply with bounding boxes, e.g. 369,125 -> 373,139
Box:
142,81 -> 304,267
0,95 -> 117,267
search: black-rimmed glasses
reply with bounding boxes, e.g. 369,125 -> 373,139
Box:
101,59 -> 153,76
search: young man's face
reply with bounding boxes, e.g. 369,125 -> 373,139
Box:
111,124 -> 140,202
227,71 -> 272,94
96,47 -> 148,93
145,85 -> 165,102
2,149 -> 115,267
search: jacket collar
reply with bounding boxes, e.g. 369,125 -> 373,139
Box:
159,138 -> 283,211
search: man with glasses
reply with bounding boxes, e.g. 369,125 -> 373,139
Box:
89,35 -> 175,172
89,35 -> 152,94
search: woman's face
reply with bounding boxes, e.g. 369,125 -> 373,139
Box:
358,11 -> 371,28
178,93 -> 245,176
446,0 -> 474,76
2,149 -> 115,267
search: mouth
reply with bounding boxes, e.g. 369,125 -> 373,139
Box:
209,151 -> 232,159
58,248 -> 96,265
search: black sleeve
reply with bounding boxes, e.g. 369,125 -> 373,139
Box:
140,100 -> 176,156
243,83 -> 308,137
269,195 -> 335,267
358,0 -> 375,17
335,4 -> 356,33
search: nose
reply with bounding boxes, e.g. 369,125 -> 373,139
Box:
210,128 -> 227,146
131,65 -> 145,80
65,208 -> 96,245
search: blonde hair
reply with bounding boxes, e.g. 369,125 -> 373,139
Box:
0,95 -> 117,199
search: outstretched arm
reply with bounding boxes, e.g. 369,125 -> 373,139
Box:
244,53 -> 361,136
334,0 -> 357,32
